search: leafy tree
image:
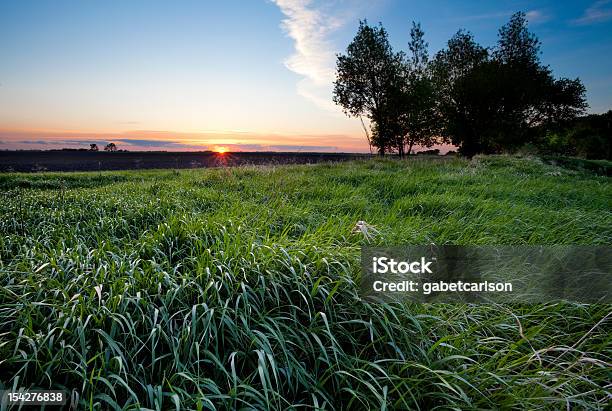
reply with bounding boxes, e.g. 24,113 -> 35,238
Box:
538,77 -> 588,127
494,12 -> 541,67
89,143 -> 99,151
104,143 -> 117,152
431,30 -> 491,156
537,111 -> 611,159
571,111 -> 612,159
333,21 -> 403,155
492,13 -> 587,150
431,13 -> 587,156
334,12 -> 589,158
396,22 -> 441,156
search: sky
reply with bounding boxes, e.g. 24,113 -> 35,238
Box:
1,0 -> 611,152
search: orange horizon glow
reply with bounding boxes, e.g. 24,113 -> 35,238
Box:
0,127 -> 456,154
213,146 -> 229,154
0,127 -> 372,153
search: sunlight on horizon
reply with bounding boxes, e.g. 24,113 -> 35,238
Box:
213,146 -> 229,154
1,1 -> 609,152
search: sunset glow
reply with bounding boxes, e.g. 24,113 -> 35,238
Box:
0,1 -> 609,152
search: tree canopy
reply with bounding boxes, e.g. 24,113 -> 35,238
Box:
334,12 -> 591,158
333,21 -> 403,155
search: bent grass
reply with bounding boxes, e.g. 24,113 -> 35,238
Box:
0,156 -> 610,409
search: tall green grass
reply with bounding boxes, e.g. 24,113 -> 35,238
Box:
0,155 -> 610,409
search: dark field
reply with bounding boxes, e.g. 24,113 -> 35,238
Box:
0,150 -> 371,172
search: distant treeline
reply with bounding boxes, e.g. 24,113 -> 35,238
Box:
333,12 -> 610,159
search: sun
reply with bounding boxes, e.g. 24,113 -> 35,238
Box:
213,146 -> 228,154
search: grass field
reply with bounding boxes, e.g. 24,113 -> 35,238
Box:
0,155 -> 610,410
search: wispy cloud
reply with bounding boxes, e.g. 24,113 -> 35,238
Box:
526,10 -> 550,24
113,139 -> 186,147
453,9 -> 549,24
451,11 -> 513,22
573,0 -> 612,25
13,140 -> 54,145
272,0 -> 347,112
0,128 -> 368,152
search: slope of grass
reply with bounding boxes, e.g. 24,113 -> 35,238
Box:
0,155 -> 610,410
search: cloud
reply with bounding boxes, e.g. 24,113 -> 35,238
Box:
10,138 -> 212,151
452,11 -> 513,22
269,144 -> 337,151
8,139 -> 340,152
573,0 -> 612,25
0,128 -> 368,152
454,10 -> 549,24
526,10 -> 550,24
16,140 -> 63,145
63,140 -> 109,145
272,0 -> 347,112
113,139 -> 187,147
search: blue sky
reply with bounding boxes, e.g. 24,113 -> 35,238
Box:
0,0 -> 610,151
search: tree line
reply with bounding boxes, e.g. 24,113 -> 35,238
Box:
333,12 -> 609,159
89,143 -> 117,151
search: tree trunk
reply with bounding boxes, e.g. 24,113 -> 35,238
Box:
359,116 -> 373,155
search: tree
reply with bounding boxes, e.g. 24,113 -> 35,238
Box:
571,111 -> 612,159
494,12 -> 541,67
490,12 -> 587,149
333,21 -> 403,155
334,12 -> 588,158
396,22 -> 441,157
431,13 -> 587,156
431,30 -> 492,156
104,143 -> 117,152
90,143 -> 99,151
536,111 -> 611,159
538,77 -> 588,127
